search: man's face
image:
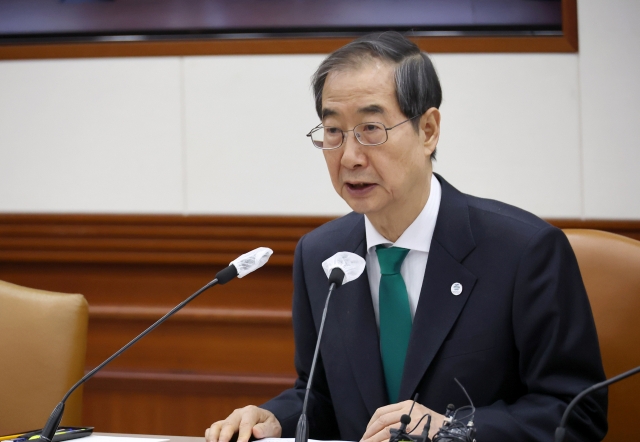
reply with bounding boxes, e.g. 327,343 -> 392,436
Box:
321,60 -> 438,220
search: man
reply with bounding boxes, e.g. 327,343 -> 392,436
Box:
206,32 -> 607,442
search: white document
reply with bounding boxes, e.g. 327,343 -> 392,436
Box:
260,438 -> 354,442
83,436 -> 169,442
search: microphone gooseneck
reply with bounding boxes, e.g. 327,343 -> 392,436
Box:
555,364 -> 640,442
389,393 -> 418,442
38,247 -> 273,442
296,251 -> 366,442
295,272 -> 342,442
419,415 -> 432,442
40,276 -> 221,442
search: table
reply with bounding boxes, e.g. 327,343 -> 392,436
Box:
95,433 -> 204,442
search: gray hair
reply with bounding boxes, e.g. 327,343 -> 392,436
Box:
311,31 -> 442,158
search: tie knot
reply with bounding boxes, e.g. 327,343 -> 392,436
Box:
376,246 -> 410,275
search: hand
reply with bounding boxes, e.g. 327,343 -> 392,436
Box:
361,400 -> 445,442
205,405 -> 282,442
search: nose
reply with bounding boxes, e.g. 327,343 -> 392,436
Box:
340,130 -> 367,169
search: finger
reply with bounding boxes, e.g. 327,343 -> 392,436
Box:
218,411 -> 244,442
252,421 -> 278,439
252,423 -> 266,440
361,425 -> 394,442
252,410 -> 282,439
237,408 -> 261,442
366,402 -> 408,429
206,421 -> 223,442
363,410 -> 406,440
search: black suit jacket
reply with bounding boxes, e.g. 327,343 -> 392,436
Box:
262,174 -> 607,442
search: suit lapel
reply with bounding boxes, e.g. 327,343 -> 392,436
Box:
399,241 -> 477,399
334,216 -> 388,416
399,175 -> 478,400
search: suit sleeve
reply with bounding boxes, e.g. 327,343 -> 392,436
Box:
260,235 -> 341,439
473,226 -> 608,442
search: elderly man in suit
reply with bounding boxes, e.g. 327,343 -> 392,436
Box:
205,32 -> 607,442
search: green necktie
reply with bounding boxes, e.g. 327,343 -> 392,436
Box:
376,245 -> 412,404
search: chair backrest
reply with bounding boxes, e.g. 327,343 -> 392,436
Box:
0,280 -> 88,435
564,229 -> 640,442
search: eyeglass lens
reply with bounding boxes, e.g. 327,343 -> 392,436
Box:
311,122 -> 387,149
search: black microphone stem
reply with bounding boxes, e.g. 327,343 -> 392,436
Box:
555,364 -> 640,442
302,282 -> 336,413
65,278 -> 219,402
40,276 -> 222,442
295,281 -> 338,442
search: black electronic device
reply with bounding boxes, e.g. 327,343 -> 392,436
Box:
432,379 -> 476,442
386,383 -> 476,442
389,394 -> 429,442
0,427 -> 93,442
387,380 -> 477,442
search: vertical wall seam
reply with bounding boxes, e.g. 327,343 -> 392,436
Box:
180,57 -> 188,215
576,53 -> 586,220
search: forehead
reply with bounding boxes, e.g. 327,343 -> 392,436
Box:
322,60 -> 398,116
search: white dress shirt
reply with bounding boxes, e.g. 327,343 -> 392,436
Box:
365,174 -> 441,328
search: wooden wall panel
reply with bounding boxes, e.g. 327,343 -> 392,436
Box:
0,214 -> 638,436
83,371 -> 294,436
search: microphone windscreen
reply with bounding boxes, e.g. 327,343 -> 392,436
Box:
215,264 -> 238,285
322,251 -> 366,285
231,247 -> 274,278
328,267 -> 346,287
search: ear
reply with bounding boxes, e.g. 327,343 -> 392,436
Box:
420,107 -> 441,157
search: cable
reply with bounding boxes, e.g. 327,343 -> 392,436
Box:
407,413 -> 430,434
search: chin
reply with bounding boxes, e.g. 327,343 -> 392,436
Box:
342,197 -> 377,215
339,186 -> 384,215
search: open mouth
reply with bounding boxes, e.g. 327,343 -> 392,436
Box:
346,182 -> 375,191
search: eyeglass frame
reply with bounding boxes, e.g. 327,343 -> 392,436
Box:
306,114 -> 421,150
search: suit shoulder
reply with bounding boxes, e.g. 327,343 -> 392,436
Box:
301,211 -> 363,247
464,194 -> 558,242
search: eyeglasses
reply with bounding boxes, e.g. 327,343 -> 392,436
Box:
306,115 -> 420,150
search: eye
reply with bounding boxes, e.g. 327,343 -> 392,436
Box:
361,124 -> 383,133
325,127 -> 341,135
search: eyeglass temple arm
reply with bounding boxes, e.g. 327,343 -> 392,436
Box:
386,114 -> 421,131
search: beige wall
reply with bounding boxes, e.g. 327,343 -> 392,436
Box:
0,0 -> 638,218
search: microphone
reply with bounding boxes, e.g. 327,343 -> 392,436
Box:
555,364 -> 640,442
295,252 -> 366,442
36,247 -> 273,442
390,394 -> 418,442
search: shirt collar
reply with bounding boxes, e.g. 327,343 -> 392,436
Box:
365,174 -> 441,253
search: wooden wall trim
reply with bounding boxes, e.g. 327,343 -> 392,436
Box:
0,214 -> 331,266
562,0 -> 579,51
89,305 -> 291,325
0,0 -> 578,59
87,370 -> 295,396
0,35 -> 575,60
1,214 -> 639,266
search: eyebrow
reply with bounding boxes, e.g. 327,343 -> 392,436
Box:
321,108 -> 338,119
358,104 -> 385,115
321,104 -> 385,120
